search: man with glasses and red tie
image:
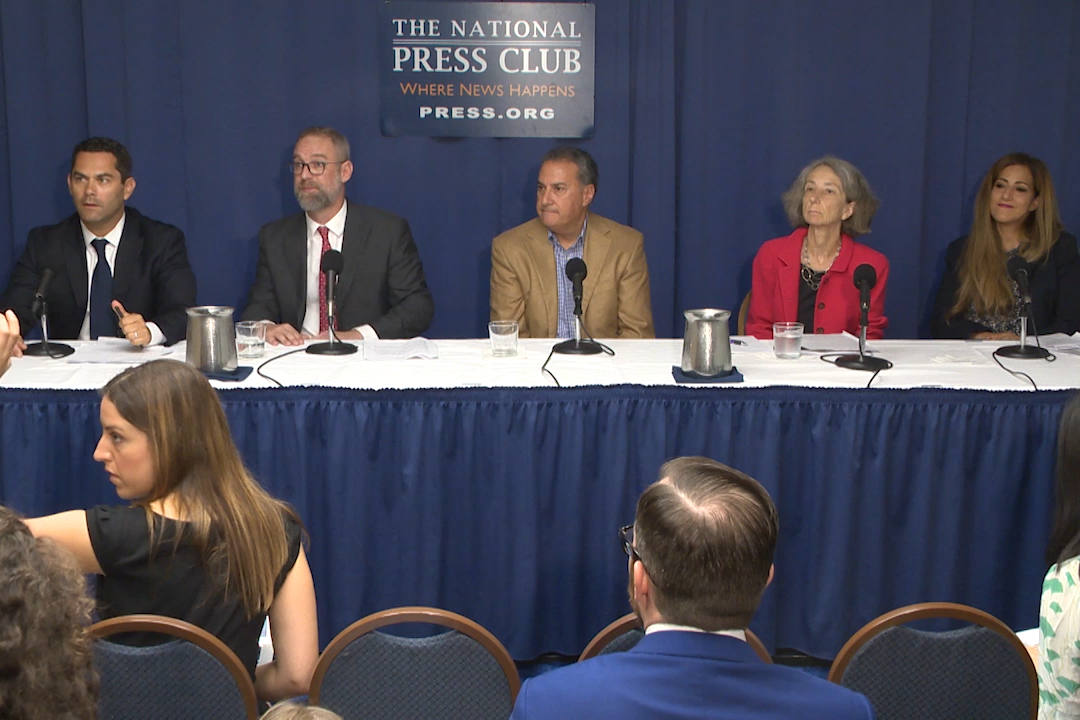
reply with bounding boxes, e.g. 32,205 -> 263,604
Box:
242,127 -> 433,344
0,137 -> 196,349
510,456 -> 875,720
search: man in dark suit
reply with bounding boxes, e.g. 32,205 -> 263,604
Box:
0,137 -> 196,347
242,127 -> 433,343
510,457 -> 875,720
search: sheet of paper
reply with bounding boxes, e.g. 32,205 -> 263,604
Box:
362,337 -> 439,360
65,338 -> 171,364
800,333 -> 860,353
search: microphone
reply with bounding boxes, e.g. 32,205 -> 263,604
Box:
852,264 -> 876,327
1007,255 -> 1033,308
321,249 -> 344,330
306,249 -> 357,356
29,268 -> 55,317
835,263 -> 891,373
552,257 -> 603,356
997,255 -> 1048,359
22,267 -> 75,358
565,258 -> 587,317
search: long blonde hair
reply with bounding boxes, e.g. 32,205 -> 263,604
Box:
102,360 -> 301,617
948,152 -> 1064,319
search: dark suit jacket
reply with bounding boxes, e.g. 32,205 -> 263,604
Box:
241,201 -> 434,339
490,214 -> 655,338
0,207 -> 196,344
930,232 -> 1080,338
510,631 -> 875,719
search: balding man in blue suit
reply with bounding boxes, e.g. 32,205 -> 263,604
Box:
510,457 -> 875,720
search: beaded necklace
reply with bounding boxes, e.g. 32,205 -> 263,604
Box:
800,237 -> 841,291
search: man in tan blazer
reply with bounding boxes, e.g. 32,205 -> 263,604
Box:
490,147 -> 655,339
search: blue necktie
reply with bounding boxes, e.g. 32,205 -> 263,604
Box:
90,238 -> 114,339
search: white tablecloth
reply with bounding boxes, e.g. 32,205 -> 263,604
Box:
2,337 -> 1078,391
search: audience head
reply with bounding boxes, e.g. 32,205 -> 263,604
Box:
97,359 -> 300,616
627,456 -> 778,631
260,701 -> 343,720
68,136 -> 136,235
782,156 -> 878,238
0,506 -> 97,720
1047,394 -> 1080,566
292,126 -> 353,216
536,146 -> 597,241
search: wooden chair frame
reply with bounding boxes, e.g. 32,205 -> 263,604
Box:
737,291 -> 752,336
578,612 -> 771,664
91,614 -> 259,720
309,606 -> 521,705
827,601 -> 1037,719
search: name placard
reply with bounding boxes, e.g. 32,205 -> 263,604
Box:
379,1 -> 595,138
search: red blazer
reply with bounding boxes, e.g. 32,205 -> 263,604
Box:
746,228 -> 889,339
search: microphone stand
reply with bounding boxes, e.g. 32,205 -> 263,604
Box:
997,282 -> 1049,359
835,306 -> 889,372
22,301 -> 75,357
553,313 -> 603,355
307,293 -> 357,356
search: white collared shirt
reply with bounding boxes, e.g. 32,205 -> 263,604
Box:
76,215 -> 164,346
645,622 -> 748,642
300,199 -> 378,339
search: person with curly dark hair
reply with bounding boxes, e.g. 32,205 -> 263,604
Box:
0,506 -> 98,720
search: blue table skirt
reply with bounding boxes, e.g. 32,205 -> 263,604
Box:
0,384 -> 1068,659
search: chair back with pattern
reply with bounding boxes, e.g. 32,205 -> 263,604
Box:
578,613 -> 772,663
309,606 -> 520,720
91,614 -> 258,720
828,602 -> 1037,720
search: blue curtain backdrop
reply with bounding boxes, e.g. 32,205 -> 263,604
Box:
1,0 -> 1078,339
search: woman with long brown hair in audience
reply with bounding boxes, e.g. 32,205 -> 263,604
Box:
21,359 -> 319,702
931,152 -> 1080,339
0,506 -> 97,720
1041,393 -> 1080,717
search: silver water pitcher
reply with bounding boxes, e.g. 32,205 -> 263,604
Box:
185,306 -> 238,373
681,308 -> 732,376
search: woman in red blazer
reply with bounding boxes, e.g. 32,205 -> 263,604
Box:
746,157 -> 889,339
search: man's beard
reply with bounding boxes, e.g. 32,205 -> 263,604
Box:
295,184 -> 333,212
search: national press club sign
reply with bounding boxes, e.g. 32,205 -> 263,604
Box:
378,1 -> 596,138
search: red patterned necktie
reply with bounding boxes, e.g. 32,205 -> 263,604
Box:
317,226 -> 333,334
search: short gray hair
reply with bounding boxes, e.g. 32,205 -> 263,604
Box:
296,126 -> 351,162
541,146 -> 599,193
781,156 -> 879,237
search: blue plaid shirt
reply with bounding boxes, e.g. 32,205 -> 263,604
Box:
549,217 -> 587,339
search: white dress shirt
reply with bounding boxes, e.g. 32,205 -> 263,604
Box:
645,622 -> 747,642
77,214 -> 165,346
301,200 -> 377,339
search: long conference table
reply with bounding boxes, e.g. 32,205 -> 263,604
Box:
1,335 -> 1076,660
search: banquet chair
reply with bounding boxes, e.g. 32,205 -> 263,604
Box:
737,291 -> 752,335
91,614 -> 259,720
309,606 -> 520,720
578,612 -> 772,663
828,602 -> 1037,720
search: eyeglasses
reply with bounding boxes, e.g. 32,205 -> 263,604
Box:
288,160 -> 344,176
619,524 -> 639,560
620,523 -> 665,590
622,524 -> 660,591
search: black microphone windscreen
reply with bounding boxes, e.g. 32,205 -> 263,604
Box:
321,249 -> 344,273
852,264 -> 877,289
1007,255 -> 1032,280
565,257 -> 587,281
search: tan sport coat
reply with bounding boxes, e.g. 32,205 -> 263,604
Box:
490,213 -> 655,338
